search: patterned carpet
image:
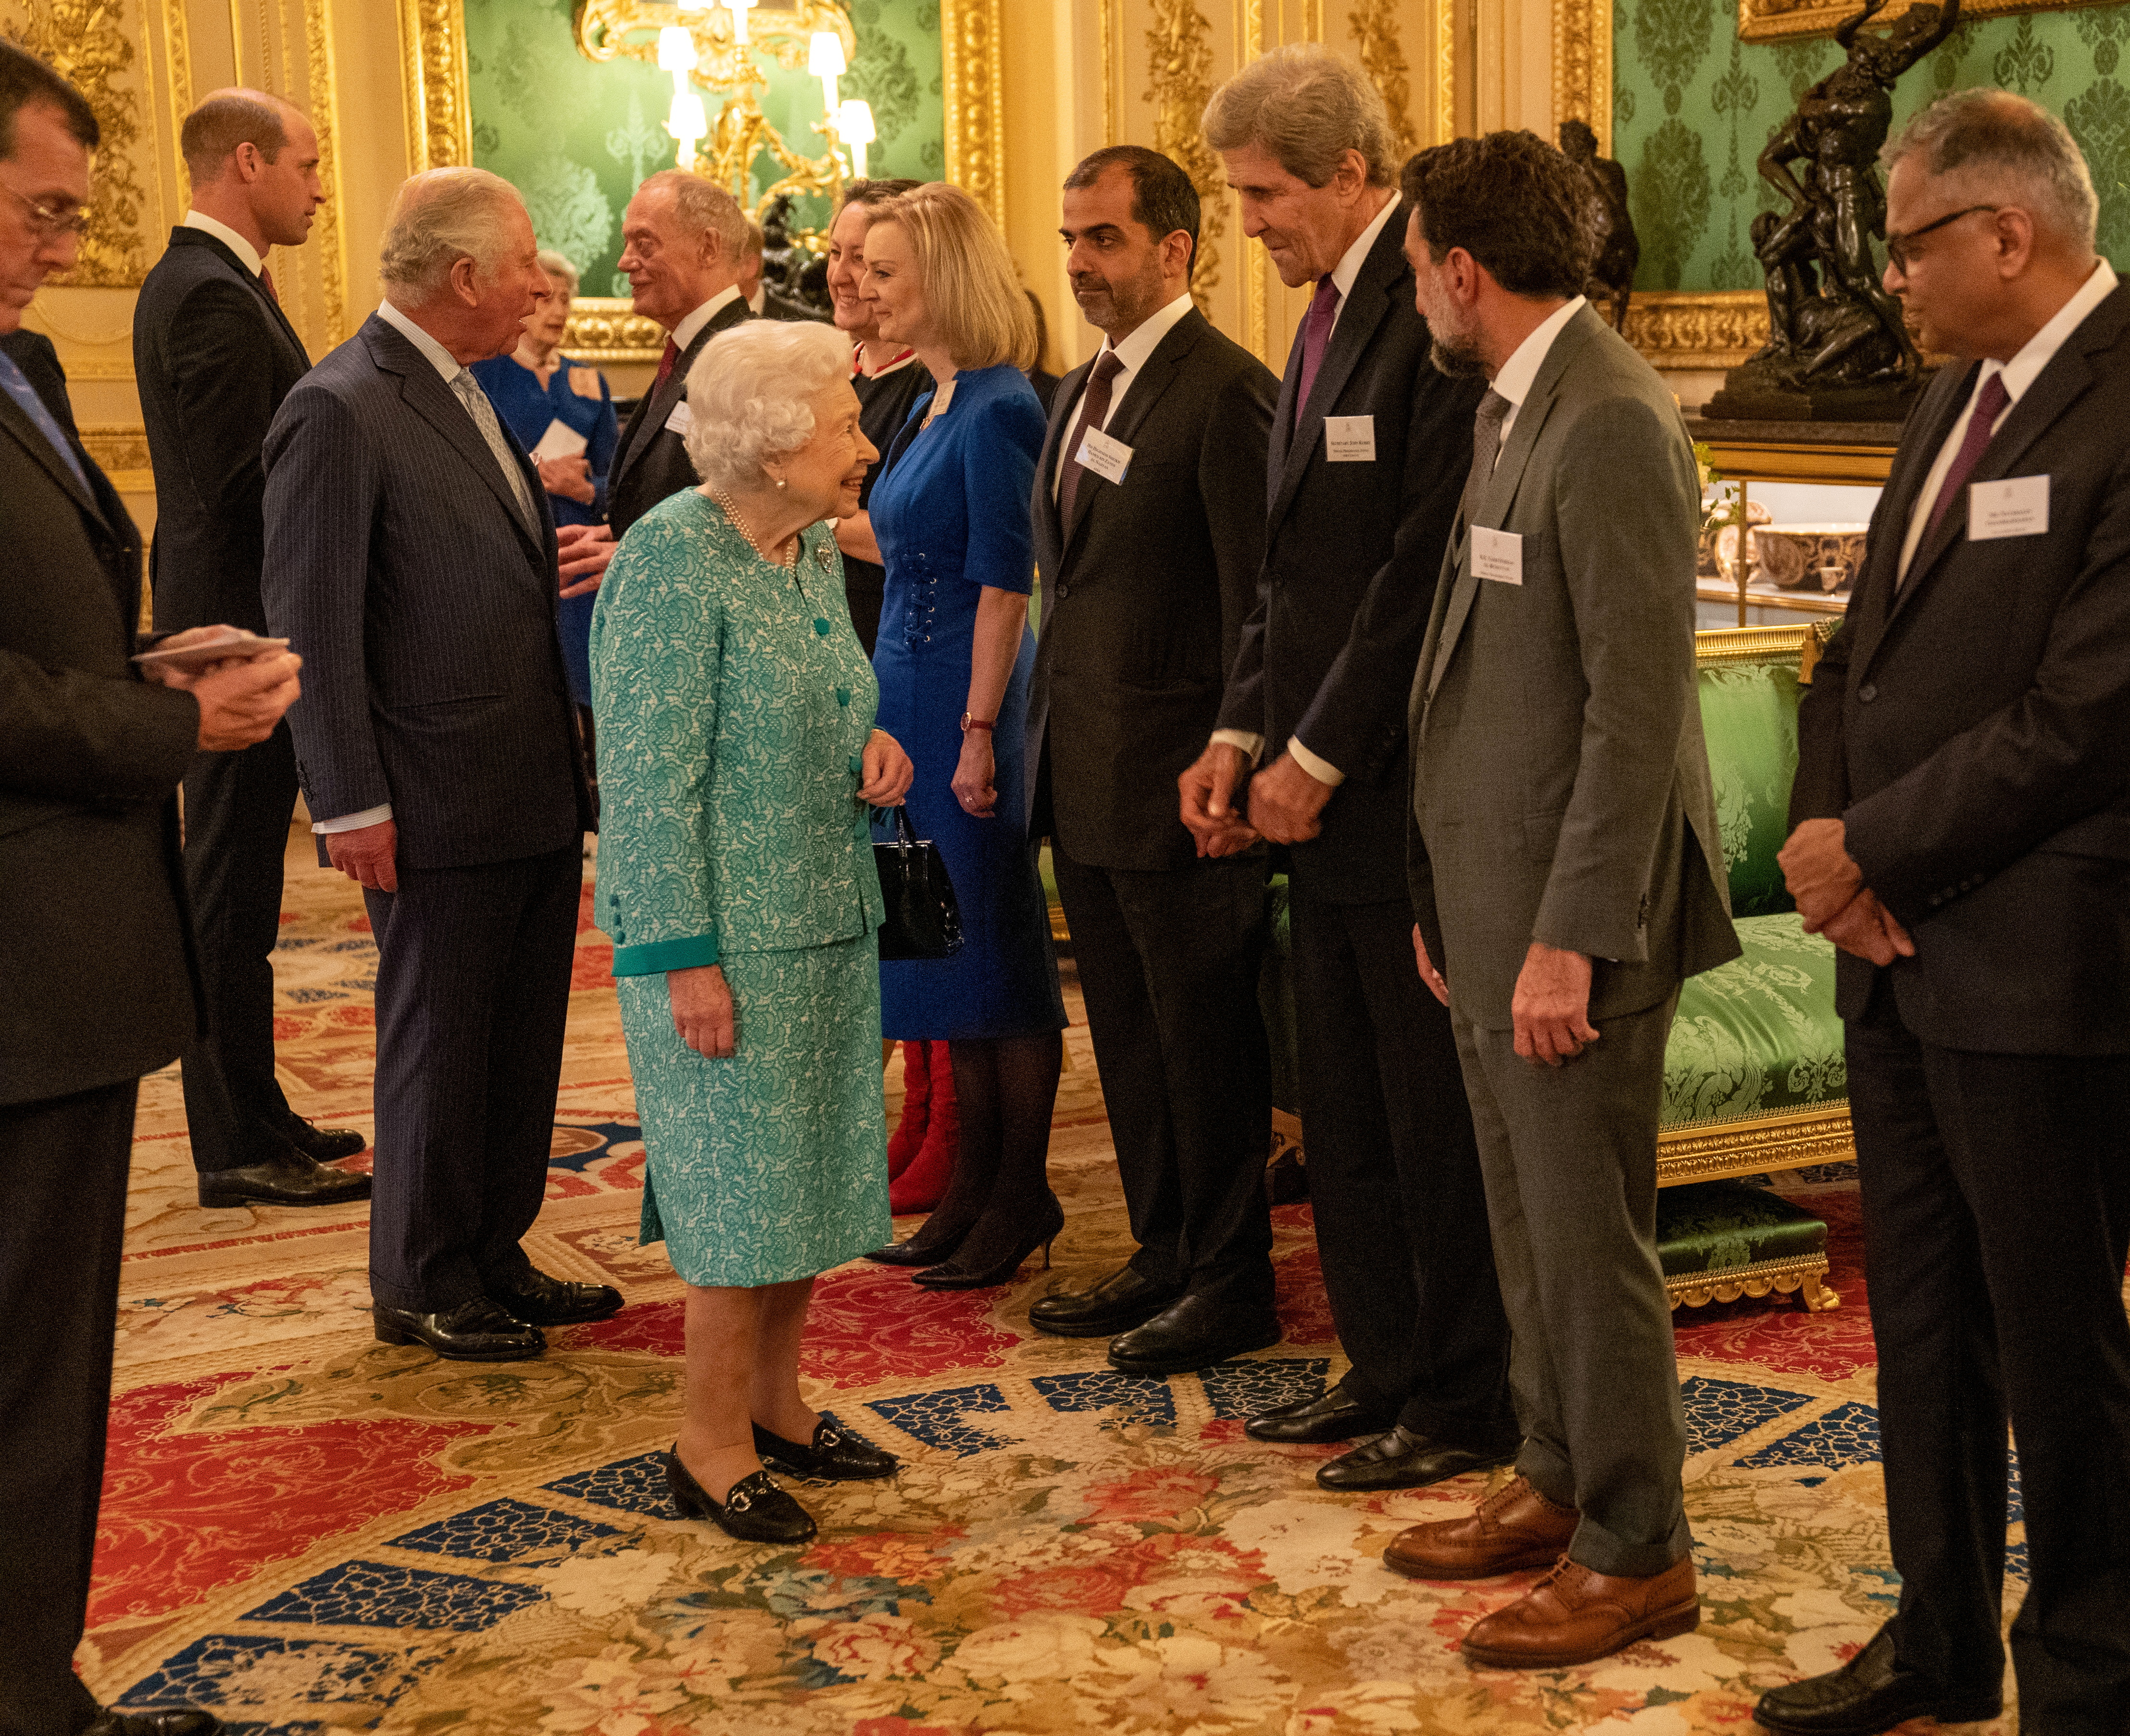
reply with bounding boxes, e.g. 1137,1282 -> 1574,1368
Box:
84,832 -> 2022,1735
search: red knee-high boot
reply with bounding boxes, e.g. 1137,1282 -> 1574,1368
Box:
889,1040 -> 959,1214
886,1040 -> 932,1182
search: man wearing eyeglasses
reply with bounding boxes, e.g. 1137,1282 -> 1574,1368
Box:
2,41 -> 299,1736
1767,88 -> 2130,1736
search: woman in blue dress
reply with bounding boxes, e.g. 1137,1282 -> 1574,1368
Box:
858,183 -> 1067,1288
470,249 -> 620,717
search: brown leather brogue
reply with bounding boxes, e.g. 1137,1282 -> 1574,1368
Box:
1382,1474 -> 1579,1580
1460,1553 -> 1698,1668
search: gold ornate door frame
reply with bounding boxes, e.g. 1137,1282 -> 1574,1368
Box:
401,0 -> 1005,364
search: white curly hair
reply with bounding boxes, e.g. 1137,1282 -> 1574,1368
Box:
681,320 -> 856,492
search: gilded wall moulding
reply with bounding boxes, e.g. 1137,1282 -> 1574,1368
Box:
1739,0 -> 2113,44
1145,0 -> 1224,299
80,421 -> 152,472
1622,289 -> 1770,371
400,0 -> 473,173
1551,0 -> 1612,156
1350,0 -> 1416,152
304,0 -> 350,346
562,297 -> 667,364
941,0 -> 1004,231
6,0 -> 153,283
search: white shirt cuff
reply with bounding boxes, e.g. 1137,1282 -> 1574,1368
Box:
1209,729 -> 1263,764
1287,736 -> 1345,787
313,803 -> 393,834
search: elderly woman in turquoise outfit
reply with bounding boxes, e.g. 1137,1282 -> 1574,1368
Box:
591,320 -> 914,1547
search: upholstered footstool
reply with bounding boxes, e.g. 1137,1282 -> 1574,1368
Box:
1657,1179 -> 1840,1313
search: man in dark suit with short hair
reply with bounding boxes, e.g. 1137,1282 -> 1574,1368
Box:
1,43 -> 301,1735
1023,146 -> 1279,1372
134,87 -> 373,1210
1763,89 -> 2130,1736
263,167 -> 616,1364
1178,44 -> 1515,1491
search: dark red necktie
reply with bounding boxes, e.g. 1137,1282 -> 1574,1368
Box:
1291,275 -> 1342,428
259,265 -> 279,306
1057,350 -> 1125,525
1919,370 -> 2012,553
653,337 -> 679,393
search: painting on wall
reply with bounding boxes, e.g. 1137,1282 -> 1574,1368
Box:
464,0 -> 945,300
1614,0 -> 2130,292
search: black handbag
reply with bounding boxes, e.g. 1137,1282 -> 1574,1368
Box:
872,804 -> 964,960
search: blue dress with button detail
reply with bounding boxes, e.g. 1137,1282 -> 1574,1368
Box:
869,362 -> 1065,1039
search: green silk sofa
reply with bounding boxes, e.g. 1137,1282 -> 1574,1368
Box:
1254,624 -> 1849,1313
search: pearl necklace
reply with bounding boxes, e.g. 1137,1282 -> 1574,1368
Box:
710,485 -> 799,573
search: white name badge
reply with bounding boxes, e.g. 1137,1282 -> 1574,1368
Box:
1969,474 -> 2049,541
1075,425 -> 1134,486
1324,415 -> 1376,462
1472,525 -> 1524,585
664,400 -> 693,436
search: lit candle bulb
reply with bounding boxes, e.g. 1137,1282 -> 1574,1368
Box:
836,98 -> 875,181
726,0 -> 754,43
657,25 -> 696,73
809,31 -> 846,119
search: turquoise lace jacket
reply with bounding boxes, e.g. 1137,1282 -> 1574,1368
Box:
589,489 -> 884,974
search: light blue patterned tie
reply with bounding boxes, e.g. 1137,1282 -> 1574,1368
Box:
448,367 -> 538,531
0,349 -> 89,494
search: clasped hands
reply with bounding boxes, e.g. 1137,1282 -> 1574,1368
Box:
556,523 -> 617,599
1177,742 -> 1334,856
1778,818 -> 1915,967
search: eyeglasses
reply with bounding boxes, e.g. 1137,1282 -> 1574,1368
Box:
0,181 -> 90,239
1884,204 -> 1999,272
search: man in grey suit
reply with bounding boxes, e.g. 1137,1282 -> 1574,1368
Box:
262,168 -> 617,1363
1380,132 -> 1739,1668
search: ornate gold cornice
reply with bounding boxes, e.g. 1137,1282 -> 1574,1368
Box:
1550,0 -> 1611,156
1146,1 -> 1224,299
80,421 -> 152,473
1739,0 -> 2113,43
940,0 -> 1005,231
400,0 -> 472,172
561,297 -> 666,364
1624,289 -> 1769,371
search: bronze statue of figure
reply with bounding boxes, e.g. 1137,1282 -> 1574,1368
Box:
757,193 -> 834,321
1560,118 -> 1640,331
1710,0 -> 1957,416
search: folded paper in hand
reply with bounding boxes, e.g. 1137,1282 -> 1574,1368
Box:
531,418 -> 590,463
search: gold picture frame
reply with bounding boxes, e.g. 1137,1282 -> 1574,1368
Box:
402,0 -> 1003,364
1739,0 -> 2117,45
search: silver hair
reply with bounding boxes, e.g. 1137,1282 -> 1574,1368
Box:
636,168 -> 749,264
1883,88 -> 2098,252
379,167 -> 526,299
536,248 -> 579,296
1202,42 -> 1398,189
682,319 -> 856,493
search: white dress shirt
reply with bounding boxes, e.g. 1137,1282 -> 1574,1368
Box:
1896,257 -> 2118,583
313,299 -> 476,835
672,283 -> 744,353
183,208 -> 263,277
1050,288 -> 1197,496
1487,294 -> 1588,447
1206,189 -> 1404,786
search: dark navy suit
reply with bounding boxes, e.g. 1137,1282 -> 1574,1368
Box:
262,311 -> 589,1313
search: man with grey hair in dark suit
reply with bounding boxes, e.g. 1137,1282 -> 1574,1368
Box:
262,167 -> 617,1363
1382,130 -> 1739,1669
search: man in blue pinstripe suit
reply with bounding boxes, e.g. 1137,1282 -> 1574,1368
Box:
262,168 -> 618,1362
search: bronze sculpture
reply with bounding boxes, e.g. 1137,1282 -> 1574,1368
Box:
1706,0 -> 1958,418
1560,118 -> 1640,332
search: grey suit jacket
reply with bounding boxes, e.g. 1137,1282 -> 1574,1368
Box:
261,313 -> 588,872
1407,304 -> 1738,1030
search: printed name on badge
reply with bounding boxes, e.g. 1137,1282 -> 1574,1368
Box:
1075,426 -> 1134,486
1472,525 -> 1524,585
1324,415 -> 1376,462
1969,474 -> 2049,541
664,400 -> 693,435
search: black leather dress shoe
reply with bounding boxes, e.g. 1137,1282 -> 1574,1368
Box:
84,1710 -> 221,1736
1753,1627 -> 2001,1735
489,1268 -> 624,1326
284,1116 -> 368,1162
1245,1386 -> 1396,1445
753,1416 -> 899,1481
1105,1290 -> 1281,1376
1315,1424 -> 1517,1491
374,1296 -> 545,1361
1028,1266 -> 1181,1338
665,1449 -> 816,1544
197,1145 -> 373,1209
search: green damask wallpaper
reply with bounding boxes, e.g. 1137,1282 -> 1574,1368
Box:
1612,0 -> 2130,290
465,0 -> 946,298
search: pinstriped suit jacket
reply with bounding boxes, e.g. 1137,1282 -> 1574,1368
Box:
261,312 -> 588,872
